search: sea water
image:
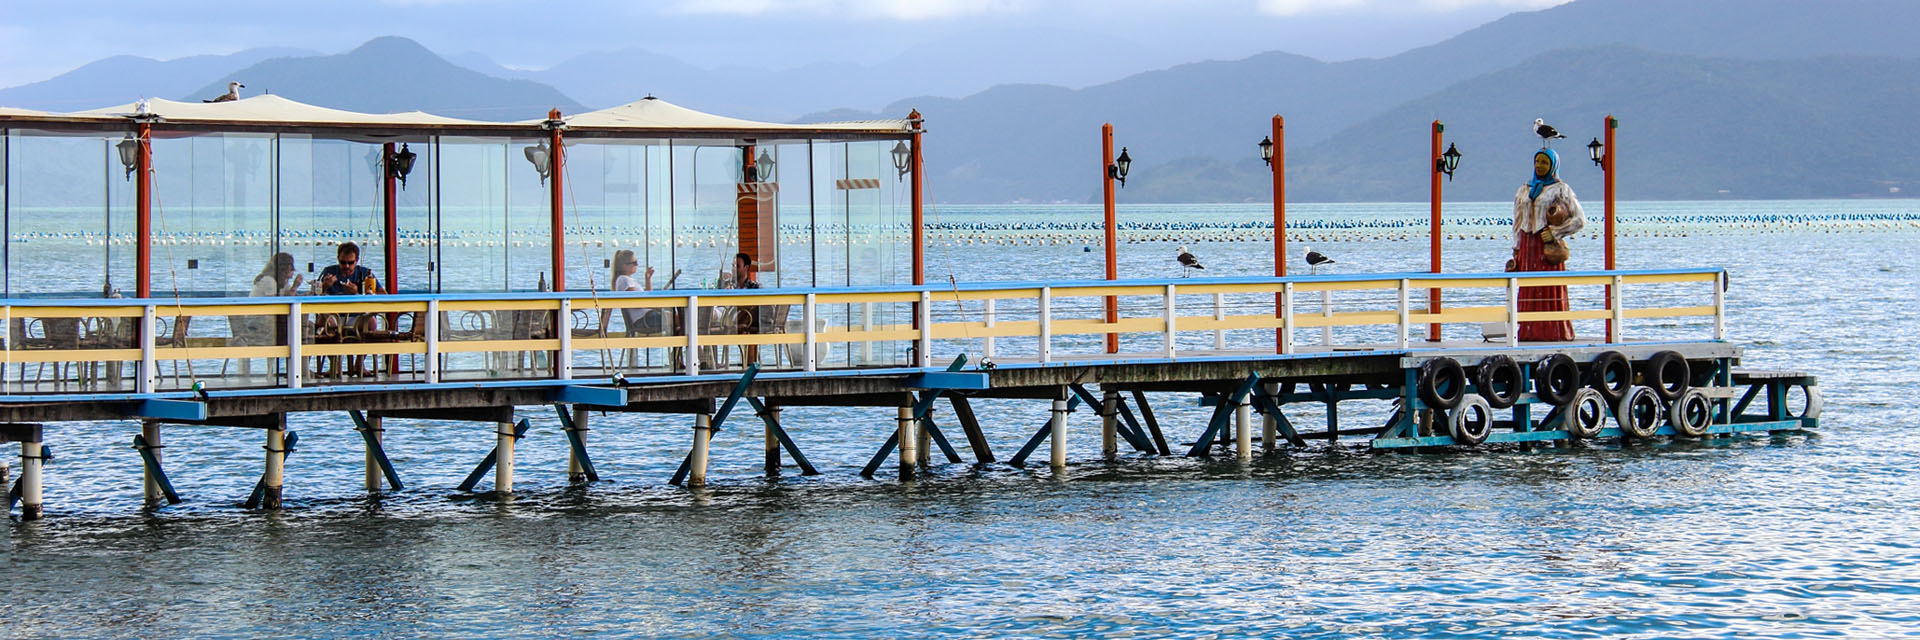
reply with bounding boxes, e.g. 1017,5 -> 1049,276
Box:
2,200 -> 1917,638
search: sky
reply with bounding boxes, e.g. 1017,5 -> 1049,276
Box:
0,0 -> 1571,89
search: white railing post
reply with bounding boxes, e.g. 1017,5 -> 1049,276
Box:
802,293 -> 817,372
983,298 -> 997,361
556,297 -> 573,380
1713,271 -> 1726,341
1212,292 -> 1226,351
860,301 -> 874,364
139,304 -> 157,394
1609,275 -> 1625,343
685,295 -> 700,376
1280,282 -> 1294,355
1163,284 -> 1177,359
1038,287 -> 1052,363
1319,286 -> 1333,347
918,290 -> 933,368
286,301 -> 303,389
1505,277 -> 1520,348
1396,278 -> 1411,349
424,299 -> 440,384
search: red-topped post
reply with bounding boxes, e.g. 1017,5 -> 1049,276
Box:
1271,115 -> 1286,353
910,110 -> 925,287
1102,123 -> 1118,353
382,142 -> 399,295
1604,114 -> 1618,341
135,121 -> 153,299
1428,121 -> 1444,341
547,109 -> 566,291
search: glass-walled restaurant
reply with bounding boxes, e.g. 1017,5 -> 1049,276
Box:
0,96 -> 918,391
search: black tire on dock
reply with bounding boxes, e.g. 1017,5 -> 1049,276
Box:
1418,357 -> 1467,410
1587,350 -> 1633,405
1533,354 -> 1580,406
1565,387 -> 1607,439
1450,394 -> 1493,445
1617,385 -> 1664,439
1669,387 -> 1712,438
1474,355 -> 1523,409
1639,350 -> 1690,401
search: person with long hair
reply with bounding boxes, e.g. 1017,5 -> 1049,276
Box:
1510,148 -> 1586,342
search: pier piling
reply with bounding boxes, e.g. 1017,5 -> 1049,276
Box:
763,403 -> 781,475
689,413 -> 712,487
1101,391 -> 1119,461
363,415 -> 384,491
494,420 -> 516,494
141,420 -> 164,506
262,422 -> 286,510
19,430 -> 44,520
1236,395 -> 1253,461
566,407 -> 590,484
897,405 -> 918,480
1262,383 -> 1279,454
1050,388 -> 1070,470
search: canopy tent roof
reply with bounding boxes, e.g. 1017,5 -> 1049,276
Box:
0,94 -> 913,140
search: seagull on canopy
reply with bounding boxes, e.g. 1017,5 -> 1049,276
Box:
1533,118 -> 1565,144
1176,245 -> 1204,277
204,81 -> 244,103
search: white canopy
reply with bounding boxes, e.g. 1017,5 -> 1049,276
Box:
2,94 -> 912,138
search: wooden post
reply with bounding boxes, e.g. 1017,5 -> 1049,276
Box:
135,121 -> 152,299
1262,382 -> 1279,453
1103,123 -> 1119,354
364,414 -> 384,491
896,405 -> 917,480
548,109 -> 567,292
1272,115 -> 1286,353
1101,390 -> 1119,461
1428,121 -> 1444,342
1235,395 -> 1253,461
764,403 -> 781,475
566,408 -> 588,484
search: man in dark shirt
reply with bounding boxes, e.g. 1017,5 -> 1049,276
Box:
319,242 -> 375,295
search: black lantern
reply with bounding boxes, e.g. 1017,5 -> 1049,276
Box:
524,141 -> 551,183
1258,135 -> 1274,166
891,141 -> 911,180
388,143 -> 418,189
1436,143 -> 1462,181
755,149 -> 775,182
1587,137 -> 1604,167
116,135 -> 139,180
1109,147 -> 1132,188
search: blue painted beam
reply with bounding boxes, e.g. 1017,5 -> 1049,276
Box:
130,399 -> 207,422
905,371 -> 989,390
549,385 -> 627,408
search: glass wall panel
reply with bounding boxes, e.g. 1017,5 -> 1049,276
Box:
672,141 -> 743,290
145,132 -> 274,298
276,136 -> 383,295
438,137 -> 509,293
5,130 -> 119,298
506,136 -> 550,293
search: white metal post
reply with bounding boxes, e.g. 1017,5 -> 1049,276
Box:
1235,395 -> 1252,461
19,439 -> 44,520
1038,287 -> 1052,363
684,295 -> 700,376
1280,282 -> 1295,355
1396,278 -> 1411,349
802,293 -> 818,372
859,302 -> 874,364
1212,292 -> 1226,351
139,304 -> 157,394
983,298 -> 997,360
287,300 -> 303,389
1319,287 -> 1333,346
424,299 -> 440,383
918,290 -> 933,368
1506,277 -> 1521,348
1713,271 -> 1726,341
1163,284 -> 1178,359
556,298 -> 572,380
495,420 -> 515,494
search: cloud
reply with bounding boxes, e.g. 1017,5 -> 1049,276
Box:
670,0 -> 1029,20
1257,0 -> 1569,17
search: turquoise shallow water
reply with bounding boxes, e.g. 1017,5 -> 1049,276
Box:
4,200 -> 1919,638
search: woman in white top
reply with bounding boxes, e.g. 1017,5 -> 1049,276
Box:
603,249 -> 661,335
239,252 -> 302,345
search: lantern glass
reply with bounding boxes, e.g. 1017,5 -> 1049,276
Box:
1441,143 -> 1462,173
116,136 -> 138,178
890,141 -> 911,177
1258,135 -> 1274,162
755,149 -> 775,181
1115,147 -> 1132,179
1587,137 -> 1604,166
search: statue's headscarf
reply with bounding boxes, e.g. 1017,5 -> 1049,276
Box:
1527,148 -> 1559,201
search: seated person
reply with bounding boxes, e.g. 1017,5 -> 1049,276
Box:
599,249 -> 666,336
726,252 -> 765,367
315,242 -> 378,376
238,252 -> 303,347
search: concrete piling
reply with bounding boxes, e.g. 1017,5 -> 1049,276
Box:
363,415 -> 384,491
897,406 -> 918,480
566,408 -> 589,484
494,420 -> 515,494
263,424 -> 286,510
689,413 -> 712,487
19,436 -> 44,520
1101,391 -> 1119,461
1050,392 -> 1069,470
141,420 -> 165,506
1236,396 -> 1253,461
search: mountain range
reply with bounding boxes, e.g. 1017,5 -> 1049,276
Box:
2,0 -> 1915,203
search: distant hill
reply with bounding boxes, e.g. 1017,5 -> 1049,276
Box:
810,0 -> 1920,202
0,47 -> 314,111
182,37 -> 582,120
1127,47 -> 1920,202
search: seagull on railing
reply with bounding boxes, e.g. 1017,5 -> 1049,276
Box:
1176,245 -> 1204,277
204,81 -> 244,103
1533,118 -> 1565,144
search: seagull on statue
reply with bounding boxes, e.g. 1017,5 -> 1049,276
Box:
1176,245 -> 1204,277
1533,118 -> 1565,144
204,81 -> 244,103
1304,246 -> 1334,269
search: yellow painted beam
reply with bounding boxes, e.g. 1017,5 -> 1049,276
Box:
815,292 -> 919,304
1623,305 -> 1716,319
436,339 -> 563,354
1295,310 -> 1400,328
1515,309 -> 1612,322
2,348 -> 143,363
6,306 -> 145,319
